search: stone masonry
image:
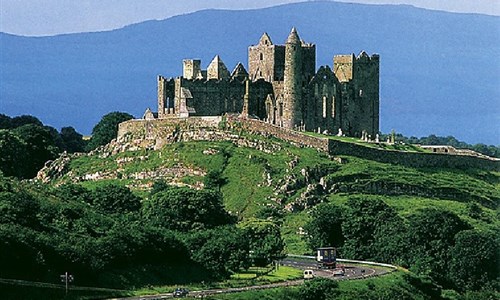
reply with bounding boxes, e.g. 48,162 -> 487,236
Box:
155,28 -> 380,137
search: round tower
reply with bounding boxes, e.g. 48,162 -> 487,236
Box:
283,27 -> 302,129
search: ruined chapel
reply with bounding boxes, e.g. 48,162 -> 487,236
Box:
153,28 -> 380,137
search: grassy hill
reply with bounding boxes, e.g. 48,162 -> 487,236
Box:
1,128 -> 497,299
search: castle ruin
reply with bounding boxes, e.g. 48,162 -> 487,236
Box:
154,28 -> 379,137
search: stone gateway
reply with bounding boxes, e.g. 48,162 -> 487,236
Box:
156,28 -> 379,137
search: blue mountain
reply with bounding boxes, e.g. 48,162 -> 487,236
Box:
1,1 -> 499,144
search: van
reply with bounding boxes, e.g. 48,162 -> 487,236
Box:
303,269 -> 315,279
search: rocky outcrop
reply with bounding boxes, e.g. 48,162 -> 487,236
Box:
36,152 -> 81,183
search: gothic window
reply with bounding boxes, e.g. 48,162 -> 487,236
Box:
260,53 -> 263,60
331,96 -> 335,118
322,96 -> 327,118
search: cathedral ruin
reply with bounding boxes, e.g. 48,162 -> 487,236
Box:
153,28 -> 379,137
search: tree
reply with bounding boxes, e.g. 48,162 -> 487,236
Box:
60,126 -> 86,153
86,112 -> 133,151
143,186 -> 233,231
303,202 -> 344,251
12,124 -> 60,178
186,226 -> 250,278
10,115 -> 43,128
0,191 -> 40,229
406,208 -> 471,285
449,230 -> 498,291
372,217 -> 409,265
204,169 -> 226,190
298,277 -> 338,300
239,218 -> 285,267
0,130 -> 27,178
0,114 -> 12,129
92,184 -> 141,214
149,180 -> 171,196
55,183 -> 93,204
341,197 -> 400,260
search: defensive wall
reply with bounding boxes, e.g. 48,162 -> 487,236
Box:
118,117 -> 499,171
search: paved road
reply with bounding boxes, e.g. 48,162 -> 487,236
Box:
109,258 -> 394,299
280,258 -> 391,280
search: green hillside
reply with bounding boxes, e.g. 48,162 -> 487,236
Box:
46,136 -> 499,254
3,131 -> 498,299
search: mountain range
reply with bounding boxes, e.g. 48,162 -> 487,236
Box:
1,1 -> 499,144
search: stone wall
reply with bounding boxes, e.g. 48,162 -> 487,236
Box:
234,118 -> 330,152
118,117 -> 499,171
327,139 -> 499,171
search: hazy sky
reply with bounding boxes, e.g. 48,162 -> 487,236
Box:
1,0 -> 499,36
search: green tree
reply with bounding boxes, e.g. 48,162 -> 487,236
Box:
0,130 -> 27,178
12,124 -> 60,178
449,230 -> 498,291
92,184 -> 141,214
298,277 -> 338,300
303,202 -> 344,251
239,218 -> 285,267
86,112 -> 133,151
0,191 -> 40,229
204,169 -> 226,190
60,126 -> 86,153
55,183 -> 93,204
149,180 -> 171,196
406,208 -> 471,285
0,114 -> 12,129
143,186 -> 233,231
186,226 -> 250,278
341,197 -> 400,260
372,217 -> 409,265
10,115 -> 43,128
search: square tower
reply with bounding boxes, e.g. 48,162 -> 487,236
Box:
248,33 -> 285,82
183,59 -> 202,80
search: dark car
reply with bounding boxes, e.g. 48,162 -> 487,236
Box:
173,288 -> 189,298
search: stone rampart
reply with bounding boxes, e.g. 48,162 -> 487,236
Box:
234,118 -> 330,152
327,139 -> 499,171
117,117 -> 499,171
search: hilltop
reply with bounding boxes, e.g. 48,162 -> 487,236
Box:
38,117 -> 499,253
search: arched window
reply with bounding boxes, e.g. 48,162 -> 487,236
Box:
260,53 -> 263,60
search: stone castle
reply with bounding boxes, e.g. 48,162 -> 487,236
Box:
152,28 -> 379,137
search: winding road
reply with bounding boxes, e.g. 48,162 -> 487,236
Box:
110,257 -> 396,300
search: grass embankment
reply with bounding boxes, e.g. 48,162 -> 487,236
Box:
131,266 -> 302,297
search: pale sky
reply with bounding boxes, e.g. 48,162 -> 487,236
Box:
1,0 -> 499,36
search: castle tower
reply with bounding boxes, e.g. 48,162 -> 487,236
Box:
333,52 -> 380,137
183,59 -> 202,80
157,75 -> 175,118
248,33 -> 285,82
283,27 -> 303,129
